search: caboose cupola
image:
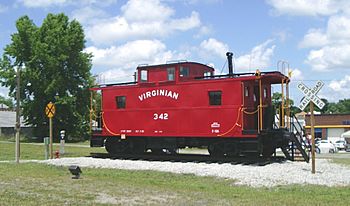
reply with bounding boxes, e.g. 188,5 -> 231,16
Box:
136,62 -> 214,84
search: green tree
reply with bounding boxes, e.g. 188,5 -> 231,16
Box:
0,96 -> 14,109
271,92 -> 300,115
326,99 -> 350,114
0,13 -> 93,141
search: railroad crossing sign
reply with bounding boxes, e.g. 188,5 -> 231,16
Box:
297,80 -> 324,175
45,102 -> 55,118
297,81 -> 325,110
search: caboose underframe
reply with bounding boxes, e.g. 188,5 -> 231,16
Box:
92,128 -> 290,157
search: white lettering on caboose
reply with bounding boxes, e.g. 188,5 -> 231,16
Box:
138,89 -> 179,101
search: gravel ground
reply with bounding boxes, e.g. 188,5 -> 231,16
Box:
40,157 -> 350,188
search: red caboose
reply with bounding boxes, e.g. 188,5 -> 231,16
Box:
90,52 -> 307,159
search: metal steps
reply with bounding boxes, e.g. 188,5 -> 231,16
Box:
283,114 -> 310,162
277,113 -> 310,162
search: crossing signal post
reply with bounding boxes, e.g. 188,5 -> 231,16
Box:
297,81 -> 325,174
45,102 -> 55,159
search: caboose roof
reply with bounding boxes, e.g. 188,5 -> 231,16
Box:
193,70 -> 289,84
259,71 -> 290,84
136,61 -> 214,71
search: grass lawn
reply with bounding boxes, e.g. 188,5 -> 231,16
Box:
0,140 -> 105,161
1,141 -> 350,205
1,162 -> 350,206
331,157 -> 350,166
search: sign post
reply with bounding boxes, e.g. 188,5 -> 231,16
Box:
45,102 -> 55,159
297,81 -> 324,174
310,102 -> 315,173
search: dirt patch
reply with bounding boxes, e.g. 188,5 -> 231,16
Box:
95,192 -> 178,205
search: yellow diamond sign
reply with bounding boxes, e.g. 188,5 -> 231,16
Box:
45,102 -> 55,118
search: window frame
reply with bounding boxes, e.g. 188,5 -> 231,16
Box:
179,67 -> 189,77
116,96 -> 126,109
208,91 -> 222,106
140,70 -> 148,82
167,67 -> 175,81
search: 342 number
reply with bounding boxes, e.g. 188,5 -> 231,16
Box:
153,113 -> 168,120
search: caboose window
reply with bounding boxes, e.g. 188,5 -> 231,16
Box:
204,71 -> 211,77
141,70 -> 148,82
167,67 -> 175,81
116,96 -> 126,109
209,91 -> 222,106
245,86 -> 249,97
180,67 -> 189,77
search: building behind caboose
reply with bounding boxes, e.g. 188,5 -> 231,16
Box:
0,107 -> 33,138
305,113 -> 350,141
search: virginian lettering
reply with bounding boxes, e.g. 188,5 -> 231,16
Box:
138,89 -> 179,101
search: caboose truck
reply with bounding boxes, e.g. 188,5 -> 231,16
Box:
90,53 -> 310,162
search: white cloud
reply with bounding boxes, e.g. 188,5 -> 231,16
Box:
266,0 -> 343,16
270,0 -> 350,71
289,68 -> 304,81
235,40 -> 275,71
96,69 -> 134,84
197,39 -> 275,73
121,0 -> 174,22
85,39 -> 190,83
199,38 -> 229,59
194,25 -> 213,38
86,40 -> 167,68
267,0 -> 350,71
169,11 -> 201,31
19,0 -> 68,8
300,15 -> 350,70
18,0 -> 116,8
306,45 -> 350,71
329,75 -> 350,91
72,7 -> 107,24
328,75 -> 350,100
299,29 -> 328,48
273,30 -> 290,43
326,15 -> 350,41
86,0 -> 201,45
184,0 -> 223,5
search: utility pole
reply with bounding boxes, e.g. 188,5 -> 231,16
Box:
15,66 -> 20,164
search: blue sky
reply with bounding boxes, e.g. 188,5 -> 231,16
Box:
0,0 -> 350,105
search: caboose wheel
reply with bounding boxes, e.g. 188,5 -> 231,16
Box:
105,137 -> 130,154
262,145 -> 275,157
165,148 -> 178,155
208,144 -> 225,157
130,139 -> 146,154
151,148 -> 166,155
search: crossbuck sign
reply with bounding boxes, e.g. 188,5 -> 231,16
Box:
297,80 -> 325,111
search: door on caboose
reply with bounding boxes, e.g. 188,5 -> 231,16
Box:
261,83 -> 273,130
242,81 -> 274,134
242,81 -> 259,134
